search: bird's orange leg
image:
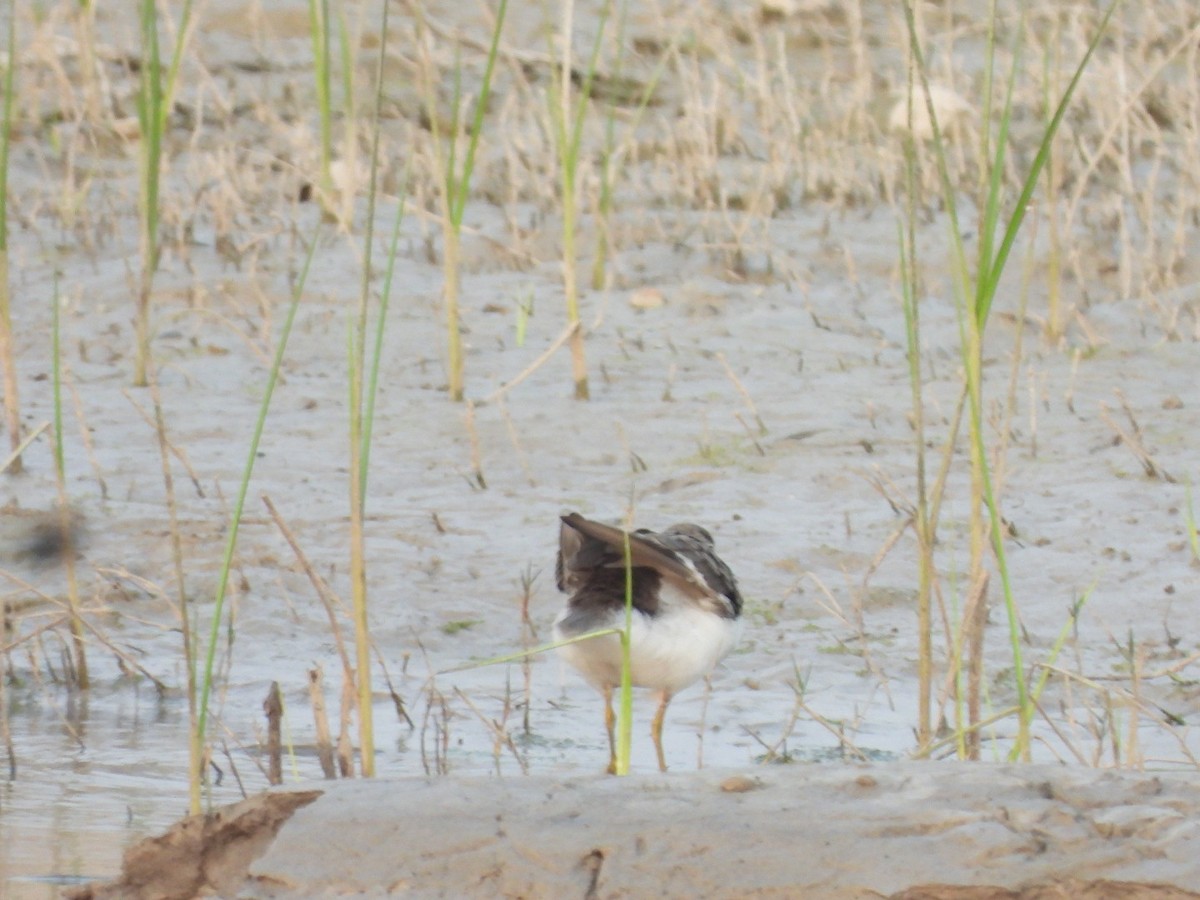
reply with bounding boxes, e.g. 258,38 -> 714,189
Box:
603,684 -> 617,775
651,690 -> 673,772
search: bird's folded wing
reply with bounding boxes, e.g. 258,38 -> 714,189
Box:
559,512 -> 718,600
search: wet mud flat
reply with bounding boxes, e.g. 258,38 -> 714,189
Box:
75,763 -> 1200,899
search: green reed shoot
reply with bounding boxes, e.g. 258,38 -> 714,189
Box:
308,0 -> 333,204
51,278 -> 88,688
901,0 -> 1118,760
133,0 -> 162,388
133,0 -> 194,387
546,0 -> 608,400
419,0 -> 508,402
0,9 -> 20,472
341,0 -> 412,776
897,210 -> 935,747
306,0 -> 363,224
194,227 -> 321,797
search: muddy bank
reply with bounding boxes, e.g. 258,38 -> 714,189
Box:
73,762 -> 1200,899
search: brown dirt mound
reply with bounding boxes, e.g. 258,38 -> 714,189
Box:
66,790 -> 321,900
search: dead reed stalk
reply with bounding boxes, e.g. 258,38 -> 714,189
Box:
264,681 -> 283,785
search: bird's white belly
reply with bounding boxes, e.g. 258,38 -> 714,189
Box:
553,585 -> 741,696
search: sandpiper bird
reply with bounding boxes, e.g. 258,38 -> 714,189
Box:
553,512 -> 743,772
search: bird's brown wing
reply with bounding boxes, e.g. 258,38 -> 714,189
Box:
558,513 -> 739,617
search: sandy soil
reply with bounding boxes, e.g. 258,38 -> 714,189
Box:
75,763 -> 1200,898
1,0 -> 1199,897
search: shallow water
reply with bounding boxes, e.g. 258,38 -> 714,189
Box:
3,0 -> 1200,895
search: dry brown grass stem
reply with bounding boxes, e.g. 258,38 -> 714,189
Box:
419,682 -> 451,776
67,379 -> 108,498
308,665 -> 337,779
263,494 -> 358,778
0,612 -> 69,656
348,365 -> 373,776
516,564 -> 538,737
262,495 -> 353,683
911,704 -> 1022,761
337,676 -> 355,777
264,681 -> 283,785
0,568 -> 166,691
0,421 -> 49,475
482,320 -> 581,405
51,432 -> 88,690
453,685 -> 528,775
963,569 -> 989,760
1034,663 -> 1196,770
716,351 -> 766,434
1030,695 -> 1090,766
1099,394 -> 1176,483
1063,17 -> 1200,234
463,400 -> 486,489
0,611 -> 12,778
799,697 -> 870,763
802,570 -> 851,628
497,396 -> 536,486
125,388 -> 205,496
146,366 -> 200,813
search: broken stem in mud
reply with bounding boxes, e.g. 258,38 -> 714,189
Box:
963,570 -> 989,760
517,564 -> 539,737
262,493 -> 358,776
309,666 -> 337,779
264,682 -> 283,786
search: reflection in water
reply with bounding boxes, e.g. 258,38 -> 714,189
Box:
0,680 -> 250,896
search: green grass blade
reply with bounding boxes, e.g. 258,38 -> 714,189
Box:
981,0 -> 1121,323
308,0 -> 333,192
450,0 -> 509,226
195,225 -> 322,773
361,175 -> 410,497
158,0 -> 194,134
437,628 -> 624,675
567,1 -> 610,171
358,1 -> 407,500
975,12 -> 1023,326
